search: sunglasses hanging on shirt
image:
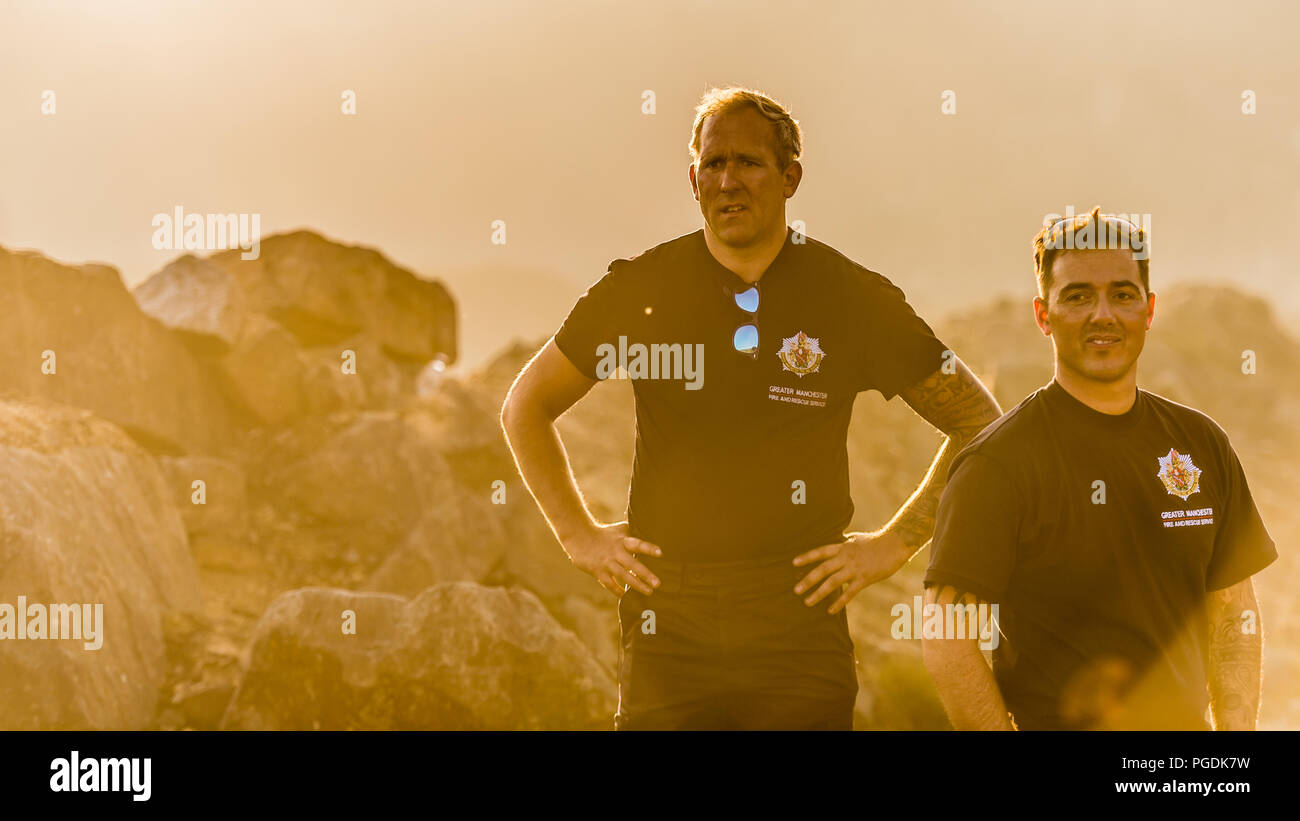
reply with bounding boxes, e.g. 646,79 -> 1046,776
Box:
728,283 -> 760,358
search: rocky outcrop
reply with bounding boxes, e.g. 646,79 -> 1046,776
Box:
209,231 -> 456,363
0,397 -> 202,729
246,411 -> 462,559
132,231 -> 457,427
132,254 -> 247,351
216,315 -> 307,426
221,584 -> 616,730
0,246 -> 236,454
363,499 -> 509,599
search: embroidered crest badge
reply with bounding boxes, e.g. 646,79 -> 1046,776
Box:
1157,448 -> 1202,500
776,331 -> 825,377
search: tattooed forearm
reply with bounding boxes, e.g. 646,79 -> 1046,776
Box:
889,360 -> 1002,554
889,438 -> 956,554
899,359 -> 1004,441
1207,578 -> 1262,730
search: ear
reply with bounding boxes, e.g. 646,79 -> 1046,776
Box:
1032,296 -> 1052,337
1144,290 -> 1156,330
688,163 -> 700,201
784,160 -> 803,198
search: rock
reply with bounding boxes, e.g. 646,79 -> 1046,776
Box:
0,246 -> 236,454
217,315 -> 306,426
155,707 -> 185,731
132,253 -> 247,351
414,357 -> 451,399
130,230 -> 457,428
356,392 -> 603,602
243,405 -> 569,598
408,377 -> 503,452
299,334 -> 406,415
254,412 -> 459,554
0,397 -> 202,729
190,533 -> 269,575
175,682 -> 236,730
222,584 -> 617,730
208,230 -> 457,364
297,349 -> 368,416
932,295 -> 1053,409
362,492 -> 509,598
556,595 -> 618,672
465,339 -> 638,523
498,501 -> 606,601
217,322 -> 415,426
442,347 -> 625,601
157,455 -> 248,538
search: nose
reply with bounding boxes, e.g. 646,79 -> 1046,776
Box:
1092,294 -> 1118,322
718,160 -> 741,191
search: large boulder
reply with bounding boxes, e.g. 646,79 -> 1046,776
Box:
298,334 -> 408,416
0,397 -> 202,729
239,397 -> 607,600
250,411 -> 459,553
222,584 -> 616,729
217,315 -> 307,426
204,319 -> 410,428
209,230 -> 456,364
131,231 -> 456,425
363,497 -> 509,599
0,246 -> 236,454
132,253 -> 247,351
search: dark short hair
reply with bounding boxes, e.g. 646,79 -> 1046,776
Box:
1032,206 -> 1150,299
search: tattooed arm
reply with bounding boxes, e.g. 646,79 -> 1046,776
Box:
1207,577 -> 1262,730
922,583 -> 1015,730
888,358 -> 1002,554
795,358 -> 1001,613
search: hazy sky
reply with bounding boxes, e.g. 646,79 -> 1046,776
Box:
4,0 -> 1298,368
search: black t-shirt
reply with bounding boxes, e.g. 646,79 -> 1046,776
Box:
554,227 -> 948,562
924,379 -> 1277,730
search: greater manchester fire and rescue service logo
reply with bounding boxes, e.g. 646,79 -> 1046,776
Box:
1157,448 -> 1202,500
777,331 -> 825,377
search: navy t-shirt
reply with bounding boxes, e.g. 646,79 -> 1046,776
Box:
554,227 -> 949,561
925,379 -> 1277,729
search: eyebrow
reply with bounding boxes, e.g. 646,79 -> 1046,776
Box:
1059,280 -> 1143,292
702,151 -> 766,164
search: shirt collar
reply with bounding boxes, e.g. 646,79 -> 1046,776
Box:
698,225 -> 794,294
1043,378 -> 1148,432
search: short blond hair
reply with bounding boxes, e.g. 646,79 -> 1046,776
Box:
689,87 -> 803,170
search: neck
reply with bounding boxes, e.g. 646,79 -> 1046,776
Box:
702,222 -> 788,284
1053,362 -> 1139,415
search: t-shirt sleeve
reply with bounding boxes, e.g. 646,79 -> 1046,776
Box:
924,450 -> 1022,604
1205,439 -> 1277,591
854,270 -> 950,400
553,261 -> 633,381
